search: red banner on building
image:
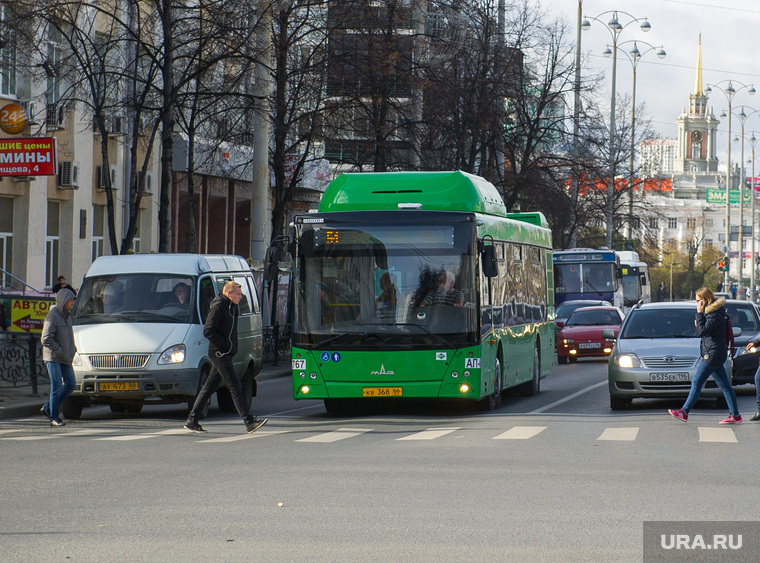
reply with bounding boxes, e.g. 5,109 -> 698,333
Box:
0,137 -> 57,176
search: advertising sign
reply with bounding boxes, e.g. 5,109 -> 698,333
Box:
0,137 -> 57,176
705,188 -> 752,205
7,297 -> 55,334
0,103 -> 28,134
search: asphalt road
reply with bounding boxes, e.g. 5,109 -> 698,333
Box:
2,358 -> 759,562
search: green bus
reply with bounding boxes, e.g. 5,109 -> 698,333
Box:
291,171 -> 554,412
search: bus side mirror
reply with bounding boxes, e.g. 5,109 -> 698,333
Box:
481,245 -> 498,278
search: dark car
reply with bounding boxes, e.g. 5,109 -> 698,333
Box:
723,300 -> 760,385
554,299 -> 613,334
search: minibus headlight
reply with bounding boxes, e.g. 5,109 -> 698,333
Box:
72,352 -> 83,366
158,344 -> 186,364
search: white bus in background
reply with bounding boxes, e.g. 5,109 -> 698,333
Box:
617,250 -> 651,313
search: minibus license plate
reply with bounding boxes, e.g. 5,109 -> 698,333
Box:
362,387 -> 402,397
99,381 -> 139,392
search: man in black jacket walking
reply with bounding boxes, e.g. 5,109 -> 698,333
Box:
184,281 -> 266,434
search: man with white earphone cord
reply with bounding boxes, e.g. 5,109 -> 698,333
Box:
184,281 -> 267,434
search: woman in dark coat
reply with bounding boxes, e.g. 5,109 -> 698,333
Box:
668,287 -> 741,424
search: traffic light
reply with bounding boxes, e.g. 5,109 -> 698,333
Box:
718,259 -> 725,271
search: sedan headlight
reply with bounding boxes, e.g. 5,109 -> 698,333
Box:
737,345 -> 757,356
158,344 -> 186,364
563,338 -> 575,344
615,353 -> 641,368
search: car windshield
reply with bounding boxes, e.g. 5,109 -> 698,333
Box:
566,310 -> 620,327
619,308 -> 697,339
556,303 -> 593,318
72,274 -> 197,325
724,304 -> 760,333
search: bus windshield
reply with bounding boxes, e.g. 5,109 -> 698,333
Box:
72,274 -> 197,325
294,218 -> 478,349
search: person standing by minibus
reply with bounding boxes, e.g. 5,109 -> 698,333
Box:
40,288 -> 77,427
184,281 -> 266,434
743,338 -> 760,421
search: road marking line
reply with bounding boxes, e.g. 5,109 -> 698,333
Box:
198,430 -> 288,443
397,427 -> 460,441
597,427 -> 639,441
0,429 -> 22,435
150,428 -> 196,435
2,435 -> 58,441
698,427 -> 737,443
529,381 -> 607,414
493,426 -> 547,440
93,435 -> 157,441
296,427 -> 373,443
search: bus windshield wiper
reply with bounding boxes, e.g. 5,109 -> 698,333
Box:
392,323 -> 453,347
311,332 -> 349,348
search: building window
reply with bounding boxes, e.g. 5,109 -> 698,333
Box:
46,25 -> 63,105
687,218 -> 697,230
92,205 -> 105,261
706,218 -> 713,227
0,5 -> 16,97
0,196 -> 13,288
649,217 -> 659,229
45,201 -> 60,289
668,217 -> 678,229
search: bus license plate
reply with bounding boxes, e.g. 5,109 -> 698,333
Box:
649,372 -> 689,382
362,387 -> 402,397
99,381 -> 139,392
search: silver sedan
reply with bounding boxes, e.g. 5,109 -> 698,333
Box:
606,302 -> 733,410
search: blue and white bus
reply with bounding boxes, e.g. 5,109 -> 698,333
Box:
616,250 -> 651,313
553,248 -> 624,308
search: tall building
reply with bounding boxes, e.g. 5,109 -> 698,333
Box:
638,139 -> 677,177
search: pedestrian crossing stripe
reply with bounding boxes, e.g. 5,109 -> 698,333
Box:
295,427 -> 373,443
698,427 -> 738,443
397,427 -> 460,441
493,426 -> 547,440
93,434 -> 157,441
597,427 -> 639,441
199,430 -> 288,443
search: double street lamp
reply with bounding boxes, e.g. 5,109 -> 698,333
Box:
618,40 -> 666,238
705,80 -> 756,291
727,106 -> 760,299
741,130 -> 760,301
582,10 -> 652,249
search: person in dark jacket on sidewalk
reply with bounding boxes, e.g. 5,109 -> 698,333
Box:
184,281 -> 266,434
41,288 -> 77,427
669,288 -> 742,424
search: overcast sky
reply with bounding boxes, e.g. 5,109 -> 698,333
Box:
533,0 -> 760,162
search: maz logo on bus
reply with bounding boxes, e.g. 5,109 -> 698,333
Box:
371,364 -> 395,375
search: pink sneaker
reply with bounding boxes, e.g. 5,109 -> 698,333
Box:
668,408 -> 688,422
719,415 -> 743,425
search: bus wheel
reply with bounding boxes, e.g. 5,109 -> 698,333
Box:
324,399 -> 353,415
522,346 -> 541,397
480,359 -> 503,411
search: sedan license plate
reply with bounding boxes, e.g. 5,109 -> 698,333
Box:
362,387 -> 402,397
649,372 -> 689,382
99,381 -> 139,392
578,342 -> 601,349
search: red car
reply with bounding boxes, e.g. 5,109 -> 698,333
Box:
556,306 -> 624,364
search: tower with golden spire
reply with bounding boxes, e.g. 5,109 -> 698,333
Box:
675,33 -> 719,174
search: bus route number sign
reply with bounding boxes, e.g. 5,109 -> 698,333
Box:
464,358 -> 481,369
292,359 -> 306,370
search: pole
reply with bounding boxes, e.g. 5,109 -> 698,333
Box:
752,144 -> 757,302
627,62 -> 637,239
725,97 -> 733,291
569,0 -> 582,248
606,37 -> 618,249
739,119 -> 746,299
669,254 -> 673,301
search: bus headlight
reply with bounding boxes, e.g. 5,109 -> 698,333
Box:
459,383 -> 471,393
301,385 -> 311,395
158,344 -> 186,364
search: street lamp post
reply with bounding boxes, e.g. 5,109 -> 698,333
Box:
747,133 -> 760,301
705,80 -> 756,292
621,41 -> 666,239
728,106 -> 759,299
582,11 -> 652,249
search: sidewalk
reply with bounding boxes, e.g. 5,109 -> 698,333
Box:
0,361 -> 291,420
